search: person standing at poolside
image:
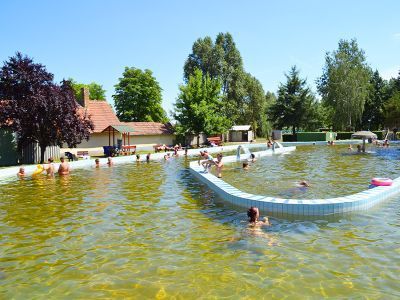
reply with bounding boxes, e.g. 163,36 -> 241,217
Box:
58,157 -> 70,175
215,153 -> 224,178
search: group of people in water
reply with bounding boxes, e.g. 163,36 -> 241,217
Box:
17,156 -> 71,178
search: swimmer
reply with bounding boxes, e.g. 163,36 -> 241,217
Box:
348,144 -> 353,151
95,158 -> 100,168
243,162 -> 250,170
107,157 -> 113,166
136,154 -> 140,162
249,153 -> 256,162
247,206 -> 270,227
146,153 -> 151,162
164,154 -> 169,160
298,180 -> 310,187
43,157 -> 55,176
58,157 -> 70,175
17,167 -> 25,178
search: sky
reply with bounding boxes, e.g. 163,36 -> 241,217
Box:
1,0 -> 399,118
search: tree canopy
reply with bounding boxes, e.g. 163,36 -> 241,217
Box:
174,69 -> 230,146
383,92 -> 400,129
68,78 -> 106,101
113,67 -> 168,122
0,52 -> 93,163
317,39 -> 371,130
269,66 -> 317,135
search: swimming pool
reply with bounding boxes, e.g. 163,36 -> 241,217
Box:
221,145 -> 400,199
1,152 -> 400,298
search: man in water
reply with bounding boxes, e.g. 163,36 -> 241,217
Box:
247,207 -> 270,226
58,157 -> 70,175
17,167 -> 25,178
95,158 -> 100,168
44,157 -> 55,176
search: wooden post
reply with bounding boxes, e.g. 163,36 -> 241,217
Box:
108,126 -> 111,146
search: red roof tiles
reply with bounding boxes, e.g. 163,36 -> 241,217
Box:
81,101 -> 121,133
122,122 -> 174,136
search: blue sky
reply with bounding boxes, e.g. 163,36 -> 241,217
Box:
1,0 -> 399,117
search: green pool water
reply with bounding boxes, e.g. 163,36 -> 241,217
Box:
221,145 -> 400,199
1,150 -> 400,298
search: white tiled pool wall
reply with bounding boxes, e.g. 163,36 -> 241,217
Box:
189,146 -> 400,216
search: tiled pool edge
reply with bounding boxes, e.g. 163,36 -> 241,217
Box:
189,147 -> 400,216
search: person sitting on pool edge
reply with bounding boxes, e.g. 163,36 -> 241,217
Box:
247,206 -> 270,226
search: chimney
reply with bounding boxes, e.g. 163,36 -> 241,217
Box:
80,87 -> 90,107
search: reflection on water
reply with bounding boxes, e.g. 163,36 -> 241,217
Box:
1,152 -> 400,298
221,145 -> 400,199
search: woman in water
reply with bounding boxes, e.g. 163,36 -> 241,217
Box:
247,207 -> 270,227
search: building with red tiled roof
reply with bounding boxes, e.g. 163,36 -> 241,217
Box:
70,88 -> 175,152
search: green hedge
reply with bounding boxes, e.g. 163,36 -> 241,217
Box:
282,134 -> 296,142
372,131 -> 383,140
297,132 -> 336,141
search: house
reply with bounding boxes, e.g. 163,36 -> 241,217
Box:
229,125 -> 253,142
64,88 -> 175,154
121,122 -> 175,149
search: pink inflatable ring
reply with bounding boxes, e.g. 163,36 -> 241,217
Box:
371,178 -> 393,186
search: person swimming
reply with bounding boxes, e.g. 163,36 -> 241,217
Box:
95,158 -> 100,168
247,206 -> 270,226
17,167 -> 25,178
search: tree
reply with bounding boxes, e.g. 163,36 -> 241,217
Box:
383,92 -> 400,129
184,32 -> 245,124
360,70 -> 387,130
269,66 -> 316,135
68,78 -> 106,101
0,53 -> 93,163
240,73 -> 266,138
174,69 -> 230,146
113,67 -> 168,122
317,39 -> 371,130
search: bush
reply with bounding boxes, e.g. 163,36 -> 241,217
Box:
336,132 -> 354,140
372,131 -> 383,140
282,134 -> 297,142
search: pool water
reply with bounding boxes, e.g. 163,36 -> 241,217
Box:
221,145 -> 400,199
1,154 -> 400,298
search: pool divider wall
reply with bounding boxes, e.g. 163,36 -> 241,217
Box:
189,146 -> 400,216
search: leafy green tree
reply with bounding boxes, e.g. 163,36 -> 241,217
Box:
174,69 -> 230,146
68,78 -> 106,101
269,66 -> 316,135
317,39 -> 371,130
240,73 -> 266,138
360,70 -> 387,130
113,67 -> 168,122
0,53 -> 93,163
184,32 -> 245,123
383,92 -> 400,129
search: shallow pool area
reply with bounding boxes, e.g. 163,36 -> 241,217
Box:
1,151 -> 400,298
222,145 -> 400,199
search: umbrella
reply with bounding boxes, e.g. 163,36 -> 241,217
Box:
351,131 -> 377,152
